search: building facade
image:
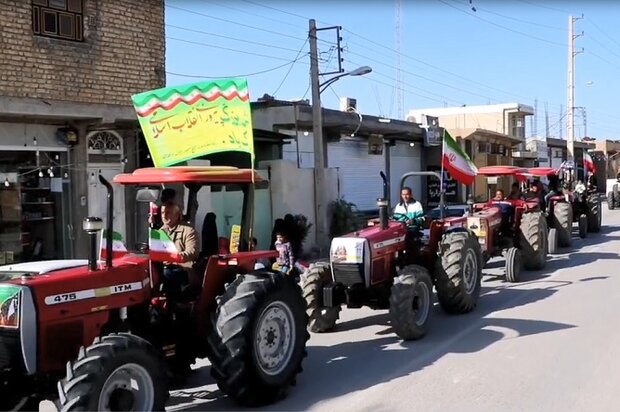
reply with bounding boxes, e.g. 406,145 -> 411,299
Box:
0,0 -> 165,263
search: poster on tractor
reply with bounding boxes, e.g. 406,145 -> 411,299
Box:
131,78 -> 254,167
0,285 -> 20,329
330,237 -> 364,264
229,225 -> 241,254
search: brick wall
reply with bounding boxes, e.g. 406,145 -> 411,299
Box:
0,0 -> 165,107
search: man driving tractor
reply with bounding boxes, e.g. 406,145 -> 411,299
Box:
393,186 -> 425,230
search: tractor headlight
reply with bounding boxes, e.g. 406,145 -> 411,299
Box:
0,285 -> 21,329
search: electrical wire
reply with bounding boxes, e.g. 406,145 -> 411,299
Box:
166,36 -> 305,62
437,0 -> 568,47
166,24 -> 304,53
272,39 -> 309,96
166,58 -> 307,80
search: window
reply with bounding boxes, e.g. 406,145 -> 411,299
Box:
510,116 -> 525,139
32,0 -> 83,41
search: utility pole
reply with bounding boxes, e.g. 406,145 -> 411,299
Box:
533,98 -> 538,137
545,101 -> 550,138
309,19 -> 328,254
559,104 -> 563,139
567,15 -> 584,170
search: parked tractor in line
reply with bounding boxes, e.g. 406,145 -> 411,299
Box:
301,171 -> 483,341
470,166 -> 549,282
0,167 -> 309,411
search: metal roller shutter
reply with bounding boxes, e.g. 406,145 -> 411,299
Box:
328,140 -> 385,211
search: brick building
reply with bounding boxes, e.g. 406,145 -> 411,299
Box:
0,0 -> 165,263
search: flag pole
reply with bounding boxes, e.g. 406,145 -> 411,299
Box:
439,129 -> 446,220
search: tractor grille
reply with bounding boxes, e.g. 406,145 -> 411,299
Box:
0,330 -> 21,371
332,263 -> 365,287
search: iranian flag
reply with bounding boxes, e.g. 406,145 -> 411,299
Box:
99,230 -> 128,260
149,229 -> 184,263
584,151 -> 596,173
442,130 -> 478,185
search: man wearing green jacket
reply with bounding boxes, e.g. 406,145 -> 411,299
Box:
393,187 -> 425,230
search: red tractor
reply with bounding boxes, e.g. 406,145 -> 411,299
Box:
469,166 -> 549,282
301,171 -> 483,341
0,167 -> 308,411
517,167 -> 575,253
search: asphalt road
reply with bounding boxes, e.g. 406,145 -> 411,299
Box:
41,207 -> 620,412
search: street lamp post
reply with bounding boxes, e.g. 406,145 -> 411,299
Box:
309,18 -> 371,255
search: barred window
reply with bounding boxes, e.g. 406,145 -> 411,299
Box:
32,0 -> 83,42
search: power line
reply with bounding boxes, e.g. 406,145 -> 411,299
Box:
238,0 -> 311,22
437,0 -> 567,47
166,58 -> 307,80
167,4 -> 307,42
513,0 -> 575,14
451,0 -> 565,31
272,39 -> 309,96
205,0 -> 302,30
167,36 -> 307,62
587,19 -> 620,50
166,24 -> 303,53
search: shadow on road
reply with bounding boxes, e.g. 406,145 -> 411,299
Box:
171,276 -> 576,411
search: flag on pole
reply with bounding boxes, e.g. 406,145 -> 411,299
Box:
99,230 -> 128,260
149,229 -> 184,263
583,151 -> 596,173
442,130 -> 478,185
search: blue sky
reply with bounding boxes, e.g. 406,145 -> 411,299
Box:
165,0 -> 620,140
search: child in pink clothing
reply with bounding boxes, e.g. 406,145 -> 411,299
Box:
274,232 -> 294,275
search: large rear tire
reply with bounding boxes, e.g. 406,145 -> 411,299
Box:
207,271 -> 309,407
300,262 -> 340,333
552,201 -> 572,247
520,212 -> 547,270
435,231 -> 482,314
56,333 -> 168,412
587,194 -> 602,233
389,265 -> 433,341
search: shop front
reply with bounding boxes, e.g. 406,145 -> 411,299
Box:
0,123 -> 74,264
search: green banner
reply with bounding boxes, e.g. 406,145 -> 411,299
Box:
131,79 -> 254,167
0,285 -> 20,328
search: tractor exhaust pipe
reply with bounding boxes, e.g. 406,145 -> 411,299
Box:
380,171 -> 390,206
83,217 -> 103,271
377,198 -> 389,230
99,175 -> 114,269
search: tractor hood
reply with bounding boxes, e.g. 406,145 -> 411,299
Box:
0,260 -> 89,281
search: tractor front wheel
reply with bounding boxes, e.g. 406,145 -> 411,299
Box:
389,265 -> 433,341
553,201 -> 572,248
520,212 -> 548,271
608,192 -> 615,210
207,271 -> 308,407
505,247 -> 522,283
56,333 -> 168,412
587,194 -> 602,233
548,228 -> 558,254
578,214 -> 588,238
300,262 -> 340,333
435,231 -> 483,314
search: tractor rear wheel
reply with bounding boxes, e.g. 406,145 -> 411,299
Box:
587,194 -> 602,233
608,192 -> 615,210
301,262 -> 340,333
207,271 -> 308,407
57,333 -> 168,412
548,228 -> 558,254
389,265 -> 433,341
505,247 -> 522,283
520,212 -> 547,271
553,201 -> 572,247
578,214 -> 588,238
435,231 -> 482,314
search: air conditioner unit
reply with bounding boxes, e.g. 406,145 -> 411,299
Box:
340,97 -> 357,112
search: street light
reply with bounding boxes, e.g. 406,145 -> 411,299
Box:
319,66 -> 372,94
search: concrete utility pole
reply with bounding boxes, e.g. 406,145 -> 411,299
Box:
545,101 -> 550,138
309,19 -> 328,254
567,15 -> 584,167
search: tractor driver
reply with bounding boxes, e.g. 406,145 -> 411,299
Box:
160,201 -> 199,300
393,187 -> 425,230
